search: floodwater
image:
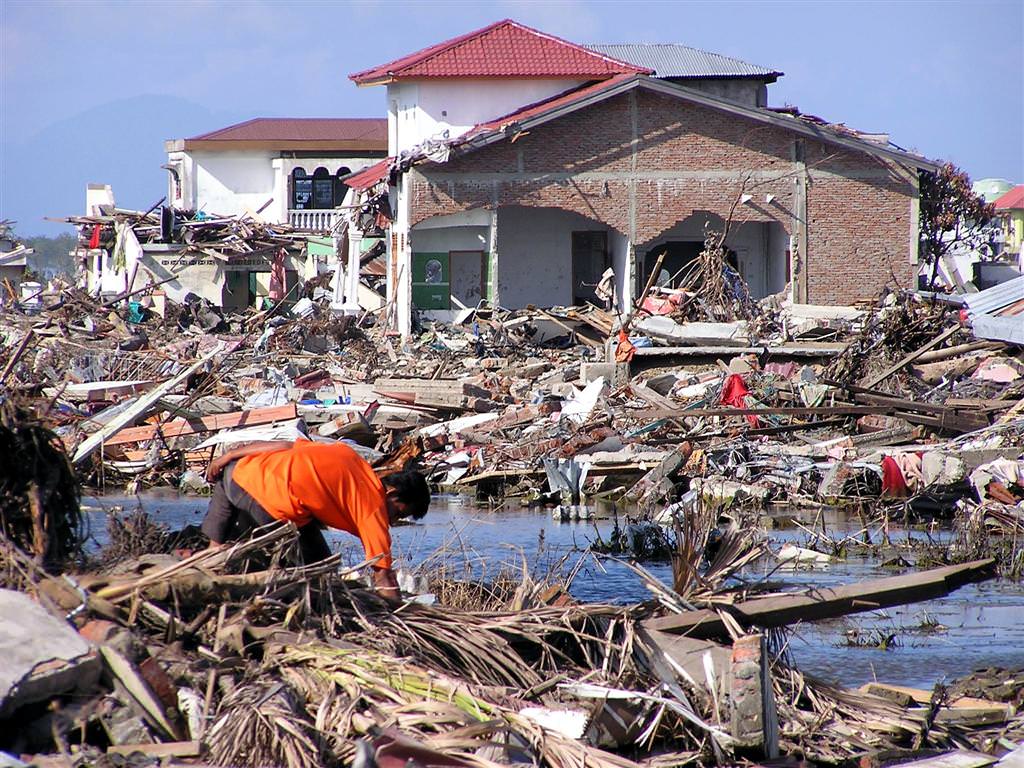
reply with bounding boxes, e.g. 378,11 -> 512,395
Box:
81,492 -> 1024,690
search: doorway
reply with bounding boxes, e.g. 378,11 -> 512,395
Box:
571,231 -> 609,306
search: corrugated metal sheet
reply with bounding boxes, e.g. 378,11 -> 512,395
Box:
964,276 -> 1024,316
964,276 -> 1024,344
586,43 -> 781,79
971,315 -> 1024,345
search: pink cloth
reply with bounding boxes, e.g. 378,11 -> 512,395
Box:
268,247 -> 286,301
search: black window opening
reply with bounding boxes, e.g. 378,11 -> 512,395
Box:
292,166 -> 351,210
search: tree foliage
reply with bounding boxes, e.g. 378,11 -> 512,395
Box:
919,162 -> 996,268
23,233 -> 79,278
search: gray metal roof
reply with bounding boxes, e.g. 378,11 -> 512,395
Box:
586,43 -> 781,80
964,276 -> 1024,316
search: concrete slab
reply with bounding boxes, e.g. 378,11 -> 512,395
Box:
0,589 -> 101,717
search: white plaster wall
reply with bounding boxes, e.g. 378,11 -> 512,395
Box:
388,78 -> 588,155
172,152 -> 381,224
192,150 -> 276,218
497,207 -> 618,309
411,226 -> 490,252
731,222 -> 768,298
609,229 -> 630,312
767,221 -> 789,295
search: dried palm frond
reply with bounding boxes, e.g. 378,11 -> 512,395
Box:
276,643 -> 648,768
206,680 -> 323,768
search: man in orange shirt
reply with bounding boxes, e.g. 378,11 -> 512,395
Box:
200,440 -> 430,603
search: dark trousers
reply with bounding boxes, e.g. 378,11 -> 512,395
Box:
201,462 -> 332,564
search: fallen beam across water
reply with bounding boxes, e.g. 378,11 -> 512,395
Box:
644,558 -> 996,639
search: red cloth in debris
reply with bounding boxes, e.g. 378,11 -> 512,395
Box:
881,456 -> 908,497
614,329 -> 636,363
88,224 -> 102,250
641,292 -> 684,316
720,373 -> 758,427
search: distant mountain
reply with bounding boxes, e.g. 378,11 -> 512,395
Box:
0,94 -> 250,237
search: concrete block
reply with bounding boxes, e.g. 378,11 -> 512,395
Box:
0,589 -> 101,717
581,361 -> 629,387
729,633 -> 778,757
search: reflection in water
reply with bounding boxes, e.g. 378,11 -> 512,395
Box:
83,493 -> 1024,689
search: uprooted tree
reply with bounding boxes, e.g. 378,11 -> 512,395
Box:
919,162 -> 997,287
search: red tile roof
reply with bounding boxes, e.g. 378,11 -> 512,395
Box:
344,158 -> 392,191
994,185 -> 1024,210
183,118 -> 387,149
350,19 -> 648,85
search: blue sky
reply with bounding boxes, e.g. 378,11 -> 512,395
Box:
2,0 -> 1021,235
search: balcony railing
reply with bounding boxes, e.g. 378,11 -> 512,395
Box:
288,209 -> 343,232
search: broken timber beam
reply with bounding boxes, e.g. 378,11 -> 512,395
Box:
643,558 -> 996,639
862,325 -> 959,390
101,404 -> 298,447
72,346 -> 222,466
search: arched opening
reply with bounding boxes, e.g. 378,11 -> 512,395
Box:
641,212 -> 789,299
410,206 -> 629,315
495,206 -> 628,311
334,167 -> 351,207
291,167 -> 310,209
312,167 -> 333,209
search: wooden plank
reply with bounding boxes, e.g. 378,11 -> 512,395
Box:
862,325 -> 959,390
457,461 -> 657,486
625,446 -> 690,503
103,404 -> 298,447
100,647 -> 182,740
530,306 -> 603,348
633,343 -> 847,358
643,559 -> 996,638
73,347 -> 222,466
107,742 -> 201,758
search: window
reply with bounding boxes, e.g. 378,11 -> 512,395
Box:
292,166 -> 351,210
312,168 -> 333,209
292,167 -> 312,209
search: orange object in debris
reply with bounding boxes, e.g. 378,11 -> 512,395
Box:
615,329 -> 636,363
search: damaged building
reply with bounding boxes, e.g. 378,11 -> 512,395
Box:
163,117 -> 387,231
345,19 -> 939,336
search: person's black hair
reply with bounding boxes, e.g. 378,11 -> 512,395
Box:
382,470 -> 431,519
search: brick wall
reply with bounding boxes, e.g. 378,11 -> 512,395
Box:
409,88 -> 917,304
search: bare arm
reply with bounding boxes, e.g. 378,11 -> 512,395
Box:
206,440 -> 291,481
371,567 -> 403,605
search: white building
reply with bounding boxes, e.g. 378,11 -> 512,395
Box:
164,118 -> 387,232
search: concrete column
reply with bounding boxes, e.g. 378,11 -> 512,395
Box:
393,176 -> 412,337
729,633 -> 779,759
791,141 -> 809,304
488,203 -> 500,307
270,159 -> 287,225
628,91 -> 639,304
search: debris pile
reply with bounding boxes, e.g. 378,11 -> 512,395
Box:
0,208 -> 1022,765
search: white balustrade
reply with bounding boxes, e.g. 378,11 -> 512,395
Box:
288,209 -> 343,232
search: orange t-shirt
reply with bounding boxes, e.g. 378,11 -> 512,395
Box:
231,440 -> 393,569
